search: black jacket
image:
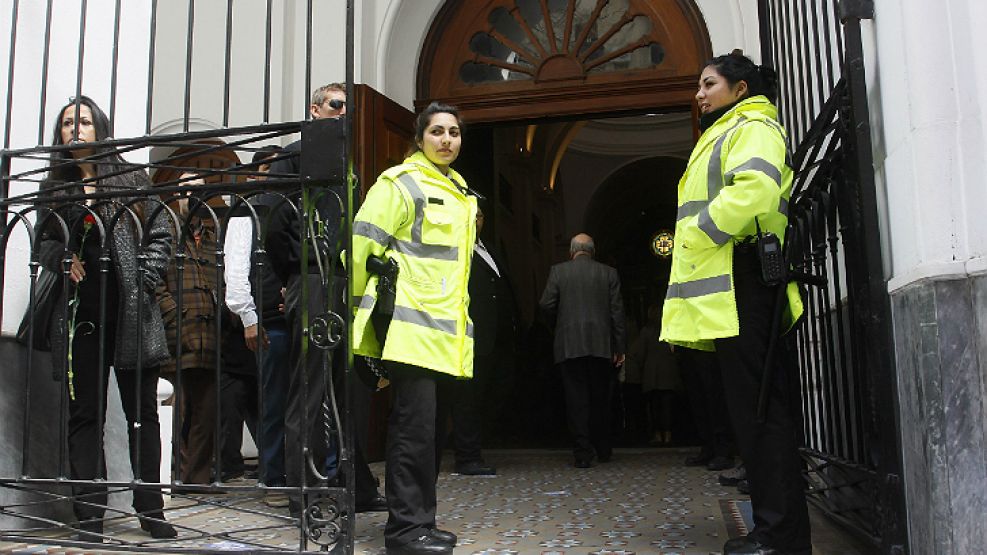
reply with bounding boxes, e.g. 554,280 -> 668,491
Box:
468,242 -> 517,357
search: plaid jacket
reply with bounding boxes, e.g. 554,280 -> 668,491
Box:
156,219 -> 221,375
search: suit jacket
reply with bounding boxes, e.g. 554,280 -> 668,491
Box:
539,255 -> 626,364
468,241 -> 516,357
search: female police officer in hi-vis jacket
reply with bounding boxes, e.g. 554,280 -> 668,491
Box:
661,52 -> 810,555
352,102 -> 475,555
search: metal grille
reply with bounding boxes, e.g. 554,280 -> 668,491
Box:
759,0 -> 908,551
1,0 -> 357,552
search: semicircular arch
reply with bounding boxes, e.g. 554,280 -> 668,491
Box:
417,0 -> 712,122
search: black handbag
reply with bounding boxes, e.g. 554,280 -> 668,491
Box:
16,269 -> 62,352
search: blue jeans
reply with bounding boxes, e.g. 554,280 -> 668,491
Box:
258,322 -> 289,486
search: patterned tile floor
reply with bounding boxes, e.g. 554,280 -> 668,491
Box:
0,448 -> 876,554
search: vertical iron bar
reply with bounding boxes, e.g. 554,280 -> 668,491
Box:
819,0 -> 837,90
841,11 -> 906,550
109,0 -> 122,135
777,0 -> 796,131
58,258 -> 71,478
223,0 -> 233,127
145,0 -> 158,135
264,0 -> 273,123
2,0 -> 18,150
808,0 -> 828,119
72,0 -> 88,143
757,0 -> 774,68
790,2 -> 808,144
37,0 -> 54,146
96,241 -> 108,479
796,0 -> 814,139
16,256 -> 35,476
305,0 -> 313,117
183,0 -> 195,133
343,0 -> 356,550
832,0 -> 845,67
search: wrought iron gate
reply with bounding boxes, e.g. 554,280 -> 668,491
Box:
0,0 -> 358,552
758,0 -> 908,552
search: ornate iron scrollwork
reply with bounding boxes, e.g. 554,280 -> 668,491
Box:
310,311 -> 345,350
303,497 -> 346,549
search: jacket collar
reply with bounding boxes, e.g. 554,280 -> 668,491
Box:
404,151 -> 468,194
692,95 -> 778,156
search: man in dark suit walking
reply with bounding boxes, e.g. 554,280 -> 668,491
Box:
539,233 -> 626,468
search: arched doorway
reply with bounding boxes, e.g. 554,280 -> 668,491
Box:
395,0 -> 715,450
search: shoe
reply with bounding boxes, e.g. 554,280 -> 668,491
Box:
264,492 -> 290,508
139,513 -> 178,539
723,535 -> 779,554
706,455 -> 735,471
386,534 -> 454,554
574,458 -> 593,468
355,494 -> 388,513
429,528 -> 457,546
737,479 -> 751,495
718,464 -> 747,486
76,518 -> 104,543
454,460 -> 497,476
355,493 -> 387,513
684,453 -> 712,466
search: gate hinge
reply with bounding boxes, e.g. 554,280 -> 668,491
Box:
839,0 -> 874,22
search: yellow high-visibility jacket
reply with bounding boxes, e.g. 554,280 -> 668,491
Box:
351,151 -> 477,377
661,95 -> 803,351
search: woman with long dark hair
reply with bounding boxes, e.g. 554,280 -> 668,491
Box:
352,102 -> 476,555
37,96 -> 176,541
661,52 -> 811,554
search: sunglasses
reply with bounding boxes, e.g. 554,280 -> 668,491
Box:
327,99 -> 345,110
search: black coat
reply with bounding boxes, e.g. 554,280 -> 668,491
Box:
468,242 -> 516,357
38,167 -> 172,373
538,255 -> 626,364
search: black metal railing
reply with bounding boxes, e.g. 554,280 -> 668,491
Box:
759,0 -> 908,552
1,0 -> 358,552
0,122 -> 355,553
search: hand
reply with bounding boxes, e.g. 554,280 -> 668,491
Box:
69,253 -> 86,283
279,287 -> 286,314
244,323 -> 269,352
612,353 -> 625,367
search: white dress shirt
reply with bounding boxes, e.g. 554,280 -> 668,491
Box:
474,239 -> 500,277
224,216 -> 258,327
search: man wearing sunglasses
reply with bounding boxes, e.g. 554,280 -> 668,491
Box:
264,83 -> 387,520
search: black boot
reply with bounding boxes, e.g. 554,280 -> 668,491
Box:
139,512 -> 178,539
76,517 -> 104,543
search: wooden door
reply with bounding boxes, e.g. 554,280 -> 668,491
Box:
351,84 -> 414,460
353,84 -> 416,197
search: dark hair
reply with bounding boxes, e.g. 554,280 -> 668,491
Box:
251,145 -> 283,165
705,50 -> 778,104
48,95 -> 123,184
411,101 -> 463,153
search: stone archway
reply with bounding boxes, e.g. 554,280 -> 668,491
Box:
416,0 -> 712,122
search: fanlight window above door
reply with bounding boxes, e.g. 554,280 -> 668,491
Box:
460,0 -> 667,84
418,0 -> 711,122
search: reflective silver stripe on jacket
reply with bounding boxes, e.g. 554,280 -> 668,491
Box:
392,240 -> 458,260
706,116 -> 749,199
666,274 -> 732,299
354,220 -> 392,247
697,208 -> 733,246
393,305 -> 465,336
676,200 -> 705,222
357,295 -> 375,309
724,157 -> 781,188
396,173 -> 426,243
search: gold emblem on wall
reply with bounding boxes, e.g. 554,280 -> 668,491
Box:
651,230 -> 674,258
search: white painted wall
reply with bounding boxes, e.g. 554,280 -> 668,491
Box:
869,0 -> 987,291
